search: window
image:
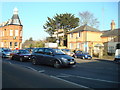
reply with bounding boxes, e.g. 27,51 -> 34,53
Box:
0,31 -> 2,37
44,49 -> 53,55
70,43 -> 73,49
15,30 -> 18,36
78,31 -> 81,37
2,31 -> 4,36
10,42 -> 12,46
1,42 -> 4,47
14,42 -> 18,46
10,30 -> 13,36
77,43 -> 81,49
20,31 -> 22,36
37,48 -> 44,54
70,33 -> 73,38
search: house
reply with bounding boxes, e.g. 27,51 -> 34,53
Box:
101,20 -> 120,54
67,24 -> 106,54
0,8 -> 23,50
52,29 -> 66,48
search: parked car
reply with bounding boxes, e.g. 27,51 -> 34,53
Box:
0,48 -> 12,58
61,49 -> 74,57
31,48 -> 76,68
73,51 -> 92,60
114,49 -> 120,63
10,49 -> 31,62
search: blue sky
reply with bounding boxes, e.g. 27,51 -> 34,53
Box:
1,2 -> 119,42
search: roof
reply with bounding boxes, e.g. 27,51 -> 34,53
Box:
0,8 -> 22,27
6,14 -> 22,25
101,28 -> 120,37
67,24 -> 100,33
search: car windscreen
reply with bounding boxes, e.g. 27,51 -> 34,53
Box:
53,49 -> 65,55
62,49 -> 70,52
19,50 -> 30,54
4,49 -> 11,52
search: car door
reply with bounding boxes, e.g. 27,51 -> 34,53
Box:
14,50 -> 20,60
34,48 -> 45,64
44,48 -> 55,65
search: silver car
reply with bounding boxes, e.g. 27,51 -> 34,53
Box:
0,48 -> 12,58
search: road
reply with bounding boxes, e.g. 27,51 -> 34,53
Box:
2,58 -> 120,89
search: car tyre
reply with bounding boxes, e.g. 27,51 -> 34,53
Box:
20,57 -> 24,62
11,56 -> 15,60
53,60 -> 61,68
32,58 -> 38,65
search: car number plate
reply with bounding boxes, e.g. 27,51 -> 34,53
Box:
70,62 -> 74,64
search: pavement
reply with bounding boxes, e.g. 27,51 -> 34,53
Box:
75,57 -> 114,64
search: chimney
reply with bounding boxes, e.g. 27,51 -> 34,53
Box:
111,20 -> 115,30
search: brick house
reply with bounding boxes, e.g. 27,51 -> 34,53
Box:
0,8 -> 23,50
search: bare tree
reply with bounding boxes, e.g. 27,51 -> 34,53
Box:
79,11 -> 99,28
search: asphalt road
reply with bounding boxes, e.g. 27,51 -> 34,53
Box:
2,58 -> 120,89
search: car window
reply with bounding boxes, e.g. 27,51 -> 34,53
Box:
37,48 -> 44,54
53,49 -> 65,55
44,49 -> 53,55
19,50 -> 29,54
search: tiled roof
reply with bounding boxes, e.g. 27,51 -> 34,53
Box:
101,28 -> 120,37
7,14 -> 22,25
67,24 -> 100,33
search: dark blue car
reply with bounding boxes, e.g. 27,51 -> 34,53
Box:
73,51 -> 92,60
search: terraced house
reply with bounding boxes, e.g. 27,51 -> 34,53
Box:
0,8 -> 23,50
101,20 -> 120,54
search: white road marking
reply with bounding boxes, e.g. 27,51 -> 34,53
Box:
50,75 -> 92,89
24,66 -> 38,72
38,70 -> 45,73
59,73 -> 120,84
8,61 -> 12,65
75,75 -> 120,84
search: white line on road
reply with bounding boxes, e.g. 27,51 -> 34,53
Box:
50,75 -> 92,89
75,75 -> 120,84
24,66 -> 38,72
38,70 -> 45,73
60,73 -> 120,84
8,61 -> 12,65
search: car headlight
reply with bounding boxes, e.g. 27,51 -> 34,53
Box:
85,55 -> 88,57
61,57 -> 67,61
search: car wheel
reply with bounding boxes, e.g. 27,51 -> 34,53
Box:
20,57 -> 24,62
11,56 -> 15,60
53,60 -> 61,68
32,58 -> 38,65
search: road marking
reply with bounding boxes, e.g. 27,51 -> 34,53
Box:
8,61 -> 12,65
75,75 -> 120,84
50,75 -> 92,89
38,70 -> 45,73
24,66 -> 38,72
60,73 -> 120,84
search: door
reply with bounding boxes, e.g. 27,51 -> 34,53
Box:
34,48 -> 44,64
44,48 -> 55,65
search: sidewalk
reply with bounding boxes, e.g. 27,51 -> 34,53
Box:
92,57 -> 114,61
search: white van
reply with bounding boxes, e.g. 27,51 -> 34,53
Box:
114,49 -> 120,63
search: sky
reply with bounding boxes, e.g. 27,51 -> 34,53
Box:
0,1 -> 119,42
